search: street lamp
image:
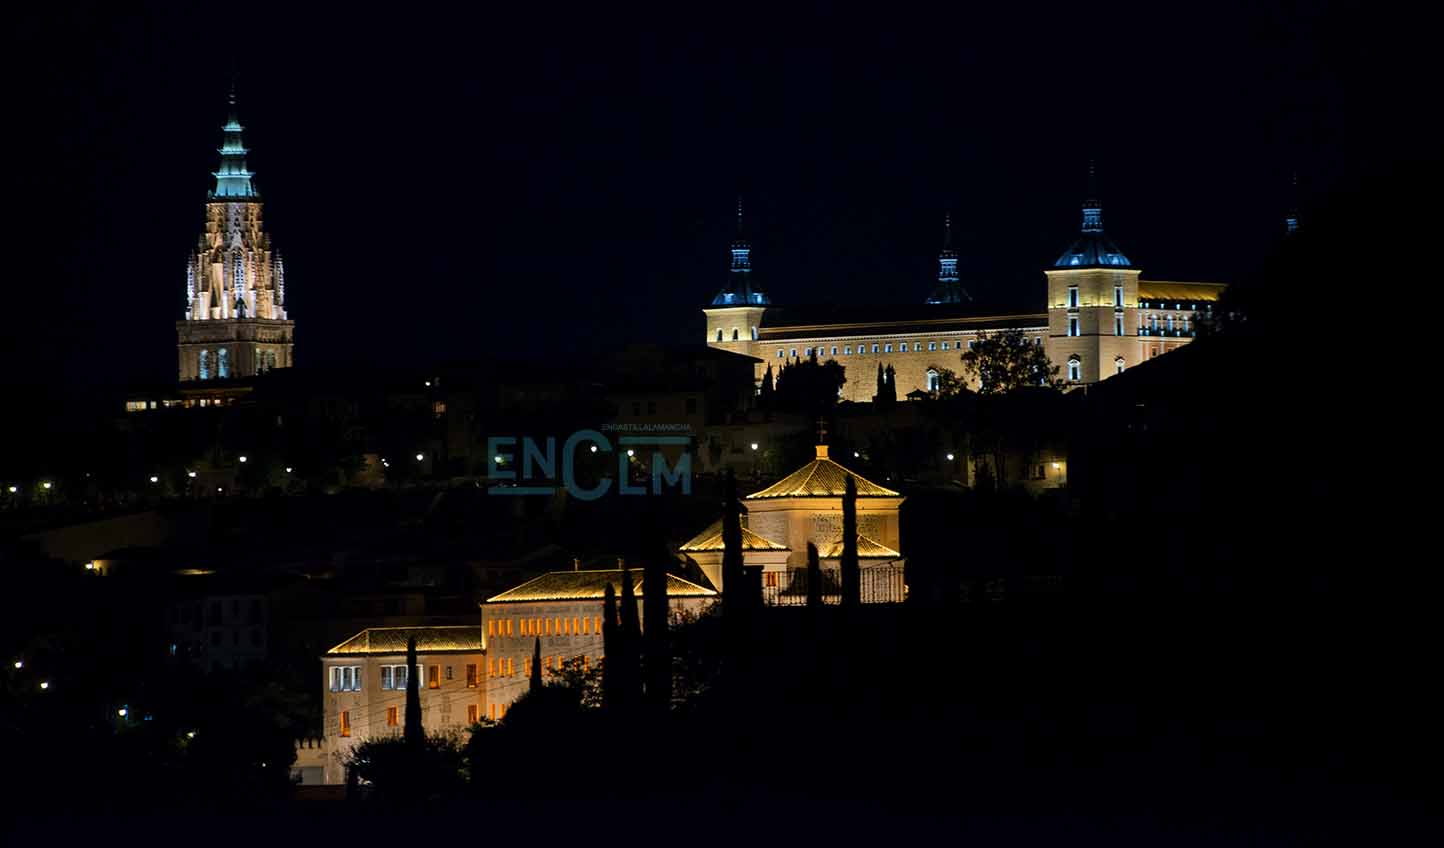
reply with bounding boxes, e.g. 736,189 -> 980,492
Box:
187,471 -> 197,479
12,660 -> 21,669
6,486 -> 16,493
415,453 -> 424,462
238,456 -> 247,464
39,681 -> 49,690
626,449 -> 635,458
750,443 -> 759,451
284,467 -> 292,474
117,708 -> 128,718
85,562 -> 94,570
946,453 -> 955,461
589,445 -> 598,453
149,476 -> 159,483
42,482 -> 52,490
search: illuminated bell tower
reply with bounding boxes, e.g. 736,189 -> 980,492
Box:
926,213 -> 968,304
704,198 -> 769,364
176,88 -> 295,382
1043,163 -> 1141,385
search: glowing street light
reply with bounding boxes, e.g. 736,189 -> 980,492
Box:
42,482 -> 52,490
7,486 -> 16,493
216,487 -> 224,493
626,449 -> 635,458
1052,462 -> 1061,469
285,467 -> 292,473
149,476 -> 159,483
238,456 -> 248,464
186,731 -> 196,739
494,455 -> 505,464
12,660 -> 22,669
589,445 -> 598,453
750,443 -> 759,451
85,562 -> 94,570
946,453 -> 955,461
117,708 -> 128,718
415,453 -> 424,462
39,681 -> 49,690
187,471 -> 197,479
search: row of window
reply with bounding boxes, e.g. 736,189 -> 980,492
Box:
488,616 -> 603,639
330,662 -> 482,692
716,327 -> 760,342
1066,285 -> 1126,309
775,337 -> 1041,360
1062,356 -> 1130,382
338,704 -> 485,737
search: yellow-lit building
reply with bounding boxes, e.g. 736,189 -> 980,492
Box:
680,443 -> 906,603
320,626 -> 484,785
480,569 -> 717,719
704,178 -> 1224,398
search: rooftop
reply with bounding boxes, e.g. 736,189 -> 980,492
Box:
679,520 -> 791,552
1137,281 -> 1228,302
326,625 -> 483,656
747,445 -> 902,499
818,534 -> 903,559
486,569 -> 718,603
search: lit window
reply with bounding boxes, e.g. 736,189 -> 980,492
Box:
1115,357 -> 1125,375
928,342 -> 936,351
594,615 -> 602,633
573,616 -> 581,634
506,620 -> 513,636
1067,358 -> 1081,382
790,349 -> 797,358
340,710 -> 351,737
844,346 -> 852,355
387,706 -> 398,727
968,340 -> 976,350
732,329 -> 739,341
777,349 -> 784,358
198,350 -> 211,380
466,664 -> 478,687
831,346 -> 837,356
428,665 -> 439,689
871,344 -> 878,353
884,344 -> 892,353
1067,286 -> 1079,308
1068,317 -> 1079,337
489,704 -> 496,721
380,666 -> 394,690
751,327 -> 758,340
468,704 -> 479,724
487,621 -> 495,638
1114,285 -> 1123,307
218,348 -> 230,378
927,370 -> 940,392
1115,315 -> 1124,336
716,330 -> 723,342
942,342 -> 950,350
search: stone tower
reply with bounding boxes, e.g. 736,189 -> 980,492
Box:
176,89 -> 295,382
1043,163 -> 1141,385
703,198 -> 769,360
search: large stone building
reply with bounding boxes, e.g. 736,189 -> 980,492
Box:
703,172 -> 1225,400
176,90 -> 294,382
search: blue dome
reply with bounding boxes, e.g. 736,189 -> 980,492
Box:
1054,231 -> 1132,268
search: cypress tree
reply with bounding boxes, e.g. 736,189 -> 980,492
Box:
642,549 -> 672,712
760,364 -> 775,407
875,362 -> 885,401
619,565 -> 643,709
884,365 -> 898,404
721,470 -> 745,605
404,635 -> 423,746
806,541 -> 822,608
841,476 -> 860,608
530,636 -> 543,693
601,583 -> 618,710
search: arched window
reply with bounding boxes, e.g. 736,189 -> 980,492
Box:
1067,356 -> 1081,382
732,329 -> 739,341
751,326 -> 758,340
218,348 -> 230,378
198,349 -> 211,381
927,369 -> 940,392
716,329 -> 723,342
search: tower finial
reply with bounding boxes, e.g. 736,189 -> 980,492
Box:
736,196 -> 744,235
943,212 -> 953,250
1081,160 -> 1103,233
1285,171 -> 1301,235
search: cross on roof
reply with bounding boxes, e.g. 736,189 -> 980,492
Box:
816,417 -> 828,445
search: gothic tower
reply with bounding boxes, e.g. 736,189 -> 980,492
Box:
1043,163 -> 1141,385
704,198 -> 769,362
926,213 -> 969,304
176,89 -> 295,382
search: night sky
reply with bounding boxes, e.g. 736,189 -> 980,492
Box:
8,2 -> 1424,393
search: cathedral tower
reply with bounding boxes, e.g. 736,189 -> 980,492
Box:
176,89 -> 295,382
1043,163 -> 1141,385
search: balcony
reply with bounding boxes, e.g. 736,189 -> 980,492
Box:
1137,328 -> 1194,338
760,563 -> 906,606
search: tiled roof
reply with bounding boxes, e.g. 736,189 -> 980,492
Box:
747,446 -> 901,499
1136,281 -> 1228,302
679,520 -> 790,552
818,534 -> 903,559
326,626 -> 483,656
486,569 -> 718,603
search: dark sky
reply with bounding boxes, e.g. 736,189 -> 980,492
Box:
7,2 -> 1422,392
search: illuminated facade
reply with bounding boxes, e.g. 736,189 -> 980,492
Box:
680,443 -> 906,603
176,90 -> 294,382
320,626 -> 484,785
703,174 -> 1224,398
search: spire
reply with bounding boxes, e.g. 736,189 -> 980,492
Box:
927,211 -> 968,304
1081,160 -> 1103,233
711,197 -> 770,306
1285,171 -> 1301,235
1053,160 -> 1132,268
212,84 -> 257,199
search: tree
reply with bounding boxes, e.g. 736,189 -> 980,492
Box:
774,357 -> 846,414
806,541 -> 822,608
601,582 -> 618,710
932,366 -> 968,399
841,476 -> 860,607
959,328 -> 1064,394
642,548 -> 672,712
404,636 -> 423,746
759,363 -> 775,407
530,636 -> 543,694
874,362 -> 897,406
617,565 -> 643,710
346,731 -> 466,804
721,470 -> 746,607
